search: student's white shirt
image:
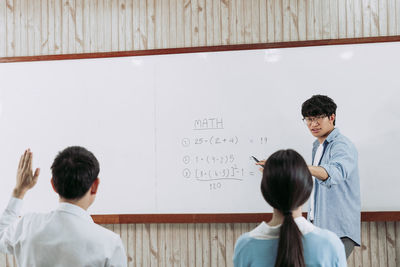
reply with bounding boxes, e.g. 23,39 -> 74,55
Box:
309,143 -> 324,221
0,197 -> 127,267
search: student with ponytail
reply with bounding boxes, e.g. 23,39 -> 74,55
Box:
233,149 -> 346,267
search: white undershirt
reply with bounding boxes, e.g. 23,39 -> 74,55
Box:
249,217 -> 316,240
309,143 -> 324,221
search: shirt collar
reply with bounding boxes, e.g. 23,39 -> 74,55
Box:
57,202 -> 94,223
249,216 -> 315,240
313,127 -> 340,148
325,127 -> 340,143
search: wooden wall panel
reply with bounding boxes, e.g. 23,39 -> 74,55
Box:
1,0 -> 400,266
2,0 -> 396,58
0,1 -> 5,56
91,223 -> 400,267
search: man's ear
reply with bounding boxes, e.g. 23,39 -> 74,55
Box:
329,114 -> 336,123
90,178 -> 100,195
50,178 -> 57,193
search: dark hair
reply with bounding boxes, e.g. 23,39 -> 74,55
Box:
261,149 -> 313,267
51,146 -> 100,200
301,94 -> 337,125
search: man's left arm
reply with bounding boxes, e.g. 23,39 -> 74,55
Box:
108,236 -> 128,267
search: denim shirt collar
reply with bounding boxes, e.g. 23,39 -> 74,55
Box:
313,128 -> 340,150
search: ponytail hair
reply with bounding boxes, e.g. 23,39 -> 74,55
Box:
261,149 -> 313,267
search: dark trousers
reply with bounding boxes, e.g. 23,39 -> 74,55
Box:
340,237 -> 356,259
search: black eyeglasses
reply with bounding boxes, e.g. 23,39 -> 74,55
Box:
302,115 -> 327,125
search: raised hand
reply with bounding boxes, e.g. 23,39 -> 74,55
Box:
13,149 -> 40,199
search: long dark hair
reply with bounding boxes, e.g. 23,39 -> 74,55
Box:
261,149 -> 313,267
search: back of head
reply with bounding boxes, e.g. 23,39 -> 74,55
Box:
51,146 -> 100,200
261,149 -> 313,267
301,94 -> 337,125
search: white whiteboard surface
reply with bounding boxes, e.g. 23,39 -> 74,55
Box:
0,41 -> 399,214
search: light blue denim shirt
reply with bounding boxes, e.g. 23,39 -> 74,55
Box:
310,128 -> 361,245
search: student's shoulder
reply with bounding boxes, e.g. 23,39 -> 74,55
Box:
18,211 -> 52,225
234,233 -> 254,253
304,228 -> 346,266
234,232 -> 275,254
235,232 -> 251,246
306,227 -> 344,252
75,222 -> 123,251
91,222 -> 122,241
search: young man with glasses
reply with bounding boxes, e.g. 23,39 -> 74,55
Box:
302,94 -> 361,259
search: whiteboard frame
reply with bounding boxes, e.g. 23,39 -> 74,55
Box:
1,35 -> 400,223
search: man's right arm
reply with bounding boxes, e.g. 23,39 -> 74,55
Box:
0,198 -> 23,254
308,165 -> 329,181
317,141 -> 357,187
0,149 -> 40,254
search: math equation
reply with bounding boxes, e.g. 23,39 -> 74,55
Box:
180,117 -> 268,191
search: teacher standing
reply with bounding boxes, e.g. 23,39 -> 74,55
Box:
301,95 -> 361,258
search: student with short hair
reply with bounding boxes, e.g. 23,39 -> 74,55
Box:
0,147 -> 127,267
233,149 -> 346,267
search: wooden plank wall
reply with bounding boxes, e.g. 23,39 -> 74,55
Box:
100,222 -> 400,267
115,221 -> 399,267
1,0 -> 400,266
1,221 -> 400,266
1,0 -> 400,57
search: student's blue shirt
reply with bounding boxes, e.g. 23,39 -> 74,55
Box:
233,217 -> 347,267
311,128 -> 361,245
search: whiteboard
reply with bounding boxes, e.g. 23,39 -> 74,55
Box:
0,41 -> 399,214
